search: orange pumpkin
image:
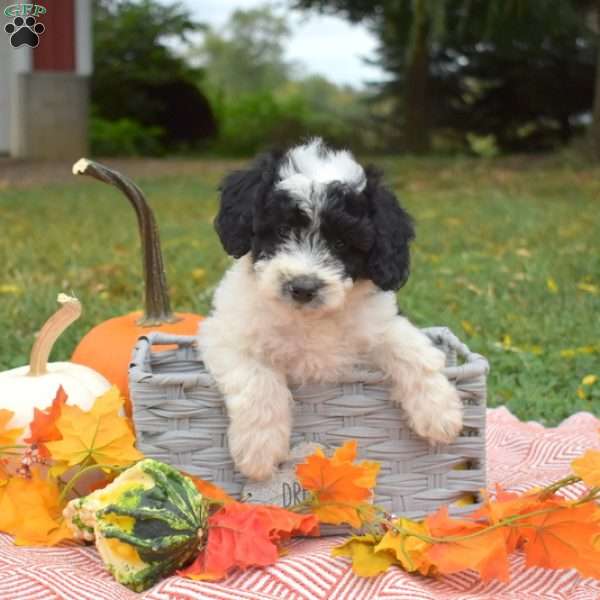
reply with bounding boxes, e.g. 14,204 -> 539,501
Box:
71,159 -> 203,414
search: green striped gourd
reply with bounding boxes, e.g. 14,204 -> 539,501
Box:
64,458 -> 207,592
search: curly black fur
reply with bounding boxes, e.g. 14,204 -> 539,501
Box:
214,143 -> 415,292
363,166 -> 415,291
214,151 -> 282,258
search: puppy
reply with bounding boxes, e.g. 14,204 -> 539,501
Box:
199,139 -> 463,480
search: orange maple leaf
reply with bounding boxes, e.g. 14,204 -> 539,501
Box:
179,502 -> 318,580
24,386 -> 67,458
572,450 -> 600,488
0,409 -> 23,448
183,472 -> 234,505
516,500 -> 600,574
472,485 -> 546,553
0,467 -> 72,546
426,506 -> 510,582
295,440 -> 380,528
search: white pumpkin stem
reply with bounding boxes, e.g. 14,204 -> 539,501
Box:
28,293 -> 82,377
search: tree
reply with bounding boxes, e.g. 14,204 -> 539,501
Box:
193,7 -> 297,96
293,0 -> 596,153
93,0 -> 217,150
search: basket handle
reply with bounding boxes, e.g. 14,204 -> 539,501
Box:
129,333 -> 214,389
423,327 -> 490,381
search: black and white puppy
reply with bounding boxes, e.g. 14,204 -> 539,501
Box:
199,138 -> 463,480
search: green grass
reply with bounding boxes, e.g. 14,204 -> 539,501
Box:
1,156 -> 599,425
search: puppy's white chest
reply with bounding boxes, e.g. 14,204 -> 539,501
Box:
258,317 -> 361,383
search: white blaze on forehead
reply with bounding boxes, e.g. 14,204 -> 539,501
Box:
278,138 -> 366,192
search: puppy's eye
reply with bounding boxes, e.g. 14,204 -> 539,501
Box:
333,239 -> 346,250
277,226 -> 288,237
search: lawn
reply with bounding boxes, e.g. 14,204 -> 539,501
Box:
1,155 -> 599,425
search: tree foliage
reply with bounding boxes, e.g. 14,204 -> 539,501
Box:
294,0 -> 597,153
194,7 -> 296,96
92,0 -> 217,153
193,6 -> 371,155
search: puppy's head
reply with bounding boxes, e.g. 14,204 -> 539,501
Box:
215,138 -> 414,312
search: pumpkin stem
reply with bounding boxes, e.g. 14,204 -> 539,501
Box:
29,294 -> 82,377
72,158 -> 180,327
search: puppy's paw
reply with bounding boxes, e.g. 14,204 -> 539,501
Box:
406,376 -> 463,444
228,420 -> 290,481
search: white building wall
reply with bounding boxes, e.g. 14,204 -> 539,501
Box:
0,34 -> 10,154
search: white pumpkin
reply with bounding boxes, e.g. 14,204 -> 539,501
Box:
0,294 -> 111,437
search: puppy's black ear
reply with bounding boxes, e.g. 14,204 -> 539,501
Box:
215,152 -> 280,258
364,167 -> 415,291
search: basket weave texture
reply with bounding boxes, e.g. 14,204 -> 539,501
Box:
130,327 -> 489,520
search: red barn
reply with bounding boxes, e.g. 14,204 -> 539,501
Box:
0,0 -> 92,158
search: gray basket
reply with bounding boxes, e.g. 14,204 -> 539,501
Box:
129,327 -> 489,521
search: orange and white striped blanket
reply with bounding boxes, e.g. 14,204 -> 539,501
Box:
2,407 -> 599,600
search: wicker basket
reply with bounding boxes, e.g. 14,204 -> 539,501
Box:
130,327 -> 489,520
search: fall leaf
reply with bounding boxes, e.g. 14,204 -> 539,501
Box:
0,468 -> 72,546
24,386 -> 67,458
46,390 -> 142,468
179,502 -> 318,580
572,450 -> 600,488
88,385 -> 124,418
516,501 -> 600,573
426,506 -> 510,582
296,440 -> 380,528
472,485 -> 545,553
184,472 -> 235,505
0,409 -> 23,448
374,518 -> 434,575
546,277 -> 559,293
332,534 -> 397,577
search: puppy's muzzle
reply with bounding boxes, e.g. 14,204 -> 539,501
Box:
284,275 -> 324,304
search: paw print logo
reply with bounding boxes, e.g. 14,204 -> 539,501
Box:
5,16 -> 45,48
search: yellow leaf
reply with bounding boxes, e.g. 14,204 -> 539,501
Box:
572,450 -> 600,488
515,248 -> 531,257
582,375 -> 598,386
374,519 -> 434,575
501,335 -> 512,349
89,385 -> 124,418
461,320 -> 475,336
0,284 -> 21,295
46,403 -> 143,468
0,469 -> 72,546
0,410 -> 23,447
577,387 -> 587,400
546,277 -> 559,293
332,534 -> 397,577
577,282 -> 599,295
192,268 -> 207,282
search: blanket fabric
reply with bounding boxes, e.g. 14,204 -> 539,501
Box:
2,407 -> 599,600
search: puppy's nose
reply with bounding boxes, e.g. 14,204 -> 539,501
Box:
287,275 -> 323,304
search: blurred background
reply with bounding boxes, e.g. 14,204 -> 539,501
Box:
3,0 -> 600,159
0,0 -> 599,425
